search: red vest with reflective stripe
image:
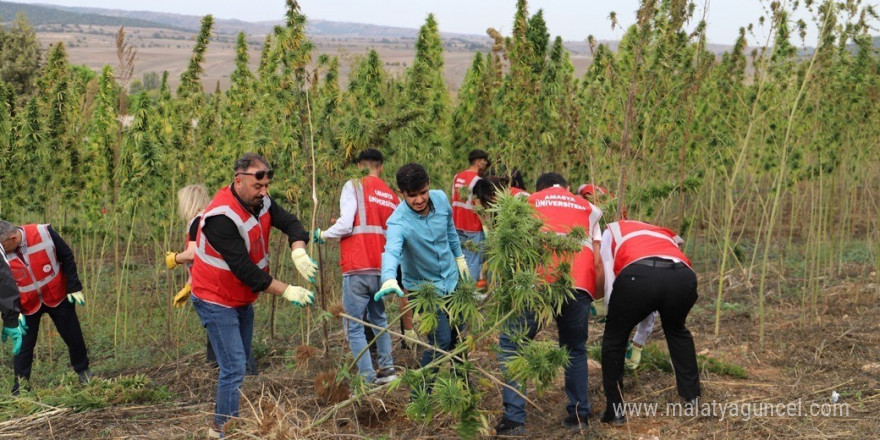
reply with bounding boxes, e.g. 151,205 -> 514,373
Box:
339,176 -> 399,274
451,169 -> 483,232
607,220 -> 692,276
191,186 -> 272,307
529,186 -> 602,298
510,187 -> 530,198
7,224 -> 67,315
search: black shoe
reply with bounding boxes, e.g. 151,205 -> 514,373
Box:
493,417 -> 526,437
77,369 -> 93,384
11,376 -> 30,396
600,408 -> 626,426
561,414 -> 589,430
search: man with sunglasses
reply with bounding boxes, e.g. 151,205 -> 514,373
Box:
190,152 -> 318,438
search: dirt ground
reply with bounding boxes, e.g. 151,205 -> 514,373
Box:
1,268 -> 877,440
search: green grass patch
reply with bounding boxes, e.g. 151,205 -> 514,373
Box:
641,344 -> 747,378
587,342 -> 747,379
0,373 -> 173,421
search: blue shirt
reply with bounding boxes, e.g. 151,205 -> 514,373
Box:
381,190 -> 463,294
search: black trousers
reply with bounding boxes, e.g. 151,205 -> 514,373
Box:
14,299 -> 89,380
601,259 -> 700,408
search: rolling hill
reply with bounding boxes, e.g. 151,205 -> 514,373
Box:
34,3 -> 488,40
0,0 -> 169,29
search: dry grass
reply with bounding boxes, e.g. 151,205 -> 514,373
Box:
0,271 -> 876,439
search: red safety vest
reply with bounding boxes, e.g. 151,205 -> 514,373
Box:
6,224 -> 67,315
339,176 -> 399,274
510,187 -> 530,198
191,186 -> 272,308
607,220 -> 692,276
529,186 -> 603,298
451,169 -> 483,232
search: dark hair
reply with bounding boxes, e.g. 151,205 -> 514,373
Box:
535,172 -> 568,191
357,148 -> 384,164
509,169 -> 526,190
234,152 -> 270,172
472,178 -> 499,207
468,149 -> 489,164
396,163 -> 430,193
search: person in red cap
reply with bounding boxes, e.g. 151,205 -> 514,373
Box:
451,149 -> 490,282
598,219 -> 700,425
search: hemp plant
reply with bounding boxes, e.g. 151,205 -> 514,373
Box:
391,191 -> 582,439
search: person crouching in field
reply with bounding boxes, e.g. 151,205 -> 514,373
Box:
189,153 -> 319,438
374,163 -> 471,386
492,173 -> 605,436
599,219 -> 700,426
0,220 -> 92,395
311,149 -> 402,385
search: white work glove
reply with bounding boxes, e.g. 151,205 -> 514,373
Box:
67,291 -> 85,306
404,328 -> 420,350
626,341 -> 643,370
374,279 -> 404,301
282,285 -> 315,308
455,256 -> 471,280
291,248 -> 318,283
18,314 -> 29,335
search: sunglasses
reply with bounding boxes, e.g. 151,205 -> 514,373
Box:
236,169 -> 275,180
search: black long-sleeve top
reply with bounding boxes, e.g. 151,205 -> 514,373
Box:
201,186 -> 309,292
46,226 -> 83,293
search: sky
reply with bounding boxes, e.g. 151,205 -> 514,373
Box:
12,0 -> 868,46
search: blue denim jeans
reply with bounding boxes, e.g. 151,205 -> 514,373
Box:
497,291 -> 592,424
343,274 -> 394,382
421,307 -> 461,368
191,296 -> 253,427
457,230 -> 484,281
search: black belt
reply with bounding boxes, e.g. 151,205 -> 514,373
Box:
632,257 -> 687,269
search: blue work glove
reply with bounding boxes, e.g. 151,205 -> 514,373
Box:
374,279 -> 405,301
2,325 -> 22,356
312,228 -> 325,245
